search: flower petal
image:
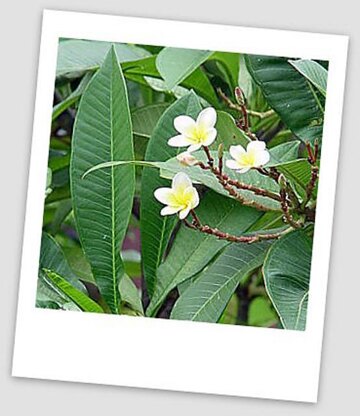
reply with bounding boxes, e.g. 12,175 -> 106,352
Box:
154,188 -> 176,205
202,128 -> 217,146
183,186 -> 200,209
160,206 -> 181,216
238,167 -> 250,174
172,172 -> 193,193
229,145 -> 246,161
168,134 -> 191,147
247,140 -> 266,153
196,107 -> 217,129
187,143 -> 202,153
179,206 -> 191,220
226,159 -> 241,170
174,115 -> 196,135
254,150 -> 270,167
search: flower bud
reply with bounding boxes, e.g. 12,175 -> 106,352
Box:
176,152 -> 198,167
278,173 -> 287,189
218,143 -> 224,160
235,87 -> 245,106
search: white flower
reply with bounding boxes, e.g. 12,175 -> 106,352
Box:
168,107 -> 217,152
226,141 -> 270,173
176,151 -> 198,167
154,172 -> 199,219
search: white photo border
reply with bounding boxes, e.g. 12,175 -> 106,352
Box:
12,10 -> 349,403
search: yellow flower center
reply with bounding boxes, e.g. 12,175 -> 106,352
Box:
188,125 -> 208,144
239,151 -> 257,167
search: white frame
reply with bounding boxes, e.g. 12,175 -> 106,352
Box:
12,10 -> 348,402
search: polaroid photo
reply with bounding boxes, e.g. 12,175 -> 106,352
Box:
12,10 -> 348,402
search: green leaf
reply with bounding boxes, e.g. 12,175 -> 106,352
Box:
214,111 -> 250,148
48,199 -> 72,235
156,47 -> 213,90
132,103 -> 170,140
277,159 -> 312,198
263,230 -> 313,330
56,40 -> 149,78
210,52 -> 240,90
39,232 -> 85,292
140,92 -> 202,298
132,103 -> 170,161
52,72 -> 93,120
42,269 -> 104,313
71,46 -> 135,313
171,240 -> 272,322
119,274 -> 144,316
63,245 -> 95,284
37,271 -> 73,309
289,59 -> 328,97
146,191 -> 262,317
123,55 -> 218,106
245,55 -> 324,143
160,142 -> 301,211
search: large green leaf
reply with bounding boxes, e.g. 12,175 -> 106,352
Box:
289,59 -> 328,97
42,269 -> 104,313
160,141 -> 301,211
71,47 -> 135,313
263,229 -> 313,330
171,240 -> 272,322
39,232 -> 85,292
146,191 -> 262,317
156,47 -> 213,90
245,55 -> 324,143
56,40 -> 149,78
124,55 -> 218,105
140,92 -> 202,298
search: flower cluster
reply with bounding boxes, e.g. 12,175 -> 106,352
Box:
154,107 -> 270,219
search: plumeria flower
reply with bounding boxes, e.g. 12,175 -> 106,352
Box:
176,151 -> 198,167
226,141 -> 270,173
168,107 -> 217,152
154,172 -> 199,220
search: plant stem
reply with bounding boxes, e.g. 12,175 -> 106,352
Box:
185,211 -> 292,244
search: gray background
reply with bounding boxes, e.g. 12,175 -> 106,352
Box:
1,0 -> 358,414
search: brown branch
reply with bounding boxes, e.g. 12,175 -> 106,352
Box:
184,214 -> 291,244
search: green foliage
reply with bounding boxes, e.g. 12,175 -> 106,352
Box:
42,269 -> 104,313
140,93 -> 201,297
39,39 -> 323,331
171,241 -> 272,322
156,47 -> 213,90
71,47 -> 135,313
146,191 -> 262,316
263,230 -> 313,330
245,55 -> 324,144
289,59 -> 328,97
